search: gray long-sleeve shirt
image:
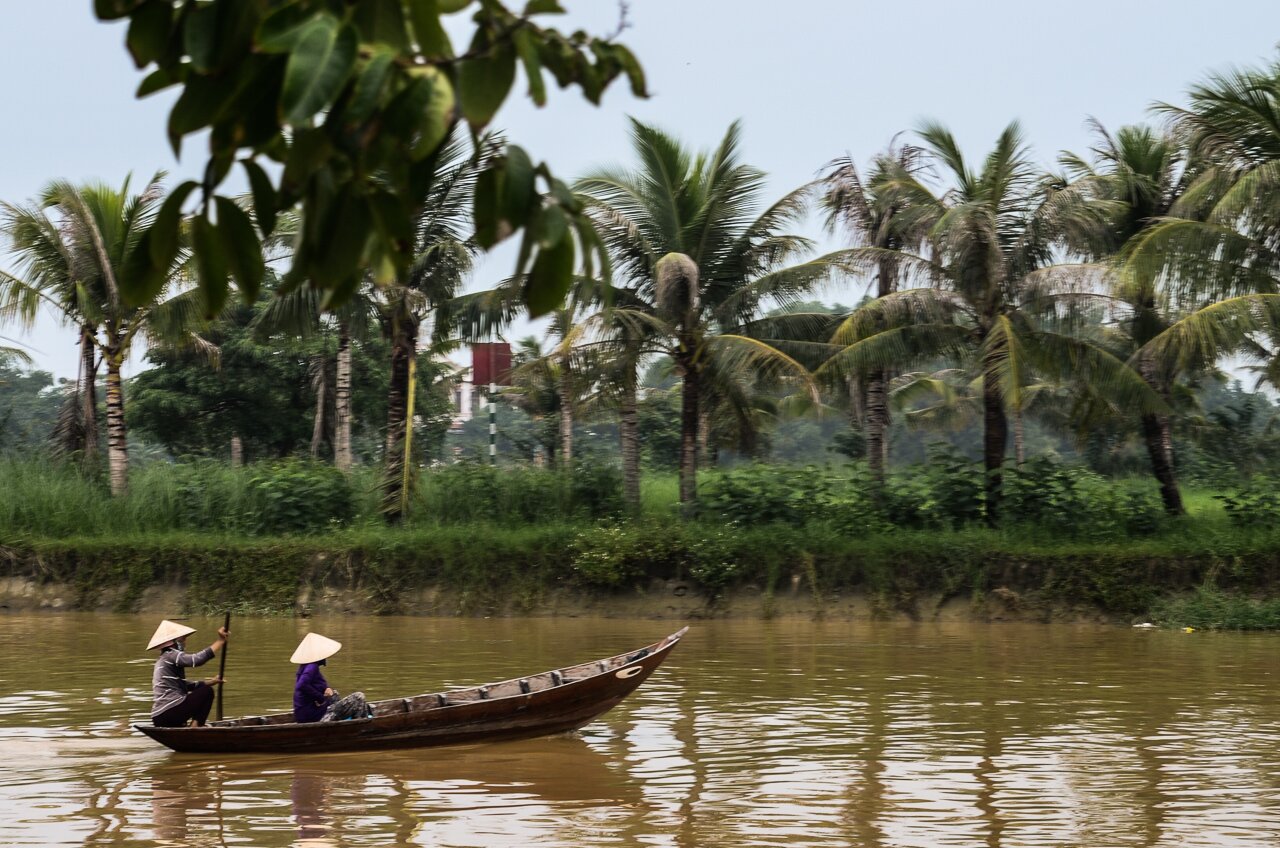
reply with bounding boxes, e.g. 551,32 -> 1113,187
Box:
151,645 -> 215,717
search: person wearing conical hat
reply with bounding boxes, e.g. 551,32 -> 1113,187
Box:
147,619 -> 228,728
291,633 -> 369,723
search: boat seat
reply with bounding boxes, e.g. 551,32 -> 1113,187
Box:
373,699 -> 410,717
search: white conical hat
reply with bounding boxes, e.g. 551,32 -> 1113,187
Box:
147,620 -> 196,650
291,633 -> 342,664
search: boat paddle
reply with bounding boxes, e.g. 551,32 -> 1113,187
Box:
215,611 -> 230,722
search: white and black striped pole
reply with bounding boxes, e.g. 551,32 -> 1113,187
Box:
489,380 -> 497,465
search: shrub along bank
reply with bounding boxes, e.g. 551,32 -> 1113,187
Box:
6,520 -> 1280,626
6,456 -> 1280,626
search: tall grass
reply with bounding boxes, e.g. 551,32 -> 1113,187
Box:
0,456 -> 1265,553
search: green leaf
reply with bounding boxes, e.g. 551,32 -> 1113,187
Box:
149,180 -> 199,268
94,0 -> 144,21
611,43 -> 647,97
532,205 -> 567,249
512,28 -> 546,107
524,0 -> 565,13
312,189 -> 373,290
167,72 -> 239,155
242,161 -> 278,238
126,0 -> 173,69
525,231 -> 575,317
280,130 -> 332,201
502,145 -> 536,225
409,68 -> 455,159
120,228 -> 167,306
437,0 -> 472,12
183,1 -> 221,72
346,47 -> 396,125
406,0 -> 453,59
281,17 -> 358,125
457,32 -> 516,128
214,197 -> 266,302
137,67 -> 181,98
192,215 -> 230,318
351,0 -> 411,51
473,166 -> 504,249
368,188 -> 414,249
386,70 -> 455,159
257,4 -> 318,53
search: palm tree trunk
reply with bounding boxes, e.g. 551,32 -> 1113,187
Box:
1134,354 -> 1184,516
619,361 -> 641,512
1013,408 -> 1025,469
678,355 -> 699,512
558,351 -> 573,467
79,326 -> 99,464
334,325 -> 353,471
847,376 -> 865,428
309,354 -> 327,459
383,312 -> 419,523
104,347 -> 128,497
981,369 -> 1007,526
1141,413 -> 1185,516
697,409 -> 711,466
865,369 -> 889,483
866,255 -> 895,482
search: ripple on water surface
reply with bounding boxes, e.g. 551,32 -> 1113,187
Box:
1,615 -> 1279,846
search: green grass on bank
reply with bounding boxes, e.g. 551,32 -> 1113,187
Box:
4,457 -> 1280,628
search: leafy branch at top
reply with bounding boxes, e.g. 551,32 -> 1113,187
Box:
93,0 -> 647,318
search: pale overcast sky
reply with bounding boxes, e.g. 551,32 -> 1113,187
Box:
3,1 -> 1279,378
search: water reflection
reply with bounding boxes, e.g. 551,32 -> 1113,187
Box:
3,616 -> 1280,846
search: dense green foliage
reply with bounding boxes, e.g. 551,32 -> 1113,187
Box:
92,0 -> 645,318
7,502 -> 1280,625
0,354 -> 63,452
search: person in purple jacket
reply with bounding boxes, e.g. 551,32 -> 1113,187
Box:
291,633 -> 369,723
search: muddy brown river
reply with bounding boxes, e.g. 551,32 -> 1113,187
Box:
0,614 -> 1278,846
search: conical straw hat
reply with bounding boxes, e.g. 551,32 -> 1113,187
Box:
147,620 -> 196,650
291,633 -> 342,664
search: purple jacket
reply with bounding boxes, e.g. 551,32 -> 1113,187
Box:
294,662 -> 331,723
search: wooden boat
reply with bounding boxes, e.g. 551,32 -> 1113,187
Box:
135,627 -> 688,754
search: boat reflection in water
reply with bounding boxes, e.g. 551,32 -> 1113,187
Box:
130,737 -> 640,848
290,772 -> 334,847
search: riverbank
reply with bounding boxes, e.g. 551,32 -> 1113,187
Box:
4,521 -> 1280,627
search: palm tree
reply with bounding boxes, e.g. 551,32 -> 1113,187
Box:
577,119 -> 844,510
1061,123 -> 1196,512
380,133 -> 483,521
818,143 -> 928,482
819,122 -> 1159,522
1065,121 -> 1280,514
1,199 -> 103,465
1,177 -> 198,494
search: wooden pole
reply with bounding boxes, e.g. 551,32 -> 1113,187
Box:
215,611 -> 230,722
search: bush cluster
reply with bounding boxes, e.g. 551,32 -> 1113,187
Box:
700,451 -> 1164,539
1216,480 -> 1280,527
569,522 -> 739,594
412,462 -> 622,525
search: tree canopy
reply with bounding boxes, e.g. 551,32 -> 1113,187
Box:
93,0 -> 647,319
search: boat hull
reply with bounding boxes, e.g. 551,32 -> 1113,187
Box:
134,627 -> 686,755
